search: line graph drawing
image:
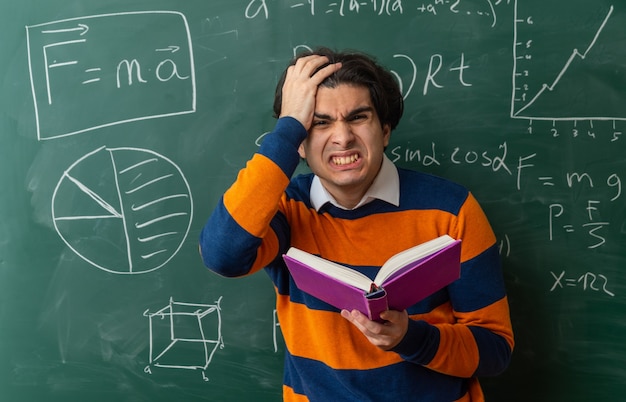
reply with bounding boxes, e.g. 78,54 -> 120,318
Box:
52,146 -> 193,274
144,297 -> 224,380
511,2 -> 625,121
513,6 -> 614,118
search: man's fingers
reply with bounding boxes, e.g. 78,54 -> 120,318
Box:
311,61 -> 342,83
292,55 -> 329,75
290,55 -> 341,83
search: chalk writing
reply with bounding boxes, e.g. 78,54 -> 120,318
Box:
245,0 -> 506,25
498,234 -> 511,257
272,309 -> 282,353
52,146 -> 193,274
516,154 -> 623,198
390,141 -> 513,176
26,11 -> 196,140
526,119 -> 624,142
512,1 -> 624,122
291,45 -> 472,99
417,0 -> 501,28
549,203 -> 611,249
144,297 -> 224,380
391,140 -> 623,249
550,271 -> 615,297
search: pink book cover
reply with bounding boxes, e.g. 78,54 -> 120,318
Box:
381,240 -> 461,312
283,240 -> 461,321
283,255 -> 374,316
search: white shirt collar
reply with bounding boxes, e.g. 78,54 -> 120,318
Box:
310,154 -> 400,211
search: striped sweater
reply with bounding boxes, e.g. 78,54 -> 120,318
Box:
200,117 -> 514,401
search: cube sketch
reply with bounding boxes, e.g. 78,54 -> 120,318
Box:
145,297 -> 224,377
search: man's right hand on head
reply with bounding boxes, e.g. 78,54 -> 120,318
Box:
279,55 -> 342,130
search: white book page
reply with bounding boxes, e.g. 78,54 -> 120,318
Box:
286,248 -> 372,291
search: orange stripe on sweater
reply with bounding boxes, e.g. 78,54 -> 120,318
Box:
426,297 -> 514,377
283,193 -> 496,268
224,154 -> 290,237
455,193 -> 497,262
428,323 -> 479,377
284,200 -> 465,265
456,296 -> 515,350
283,385 -> 309,402
276,292 -> 403,370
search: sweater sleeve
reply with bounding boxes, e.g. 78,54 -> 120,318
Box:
199,117 -> 307,277
391,193 -> 514,378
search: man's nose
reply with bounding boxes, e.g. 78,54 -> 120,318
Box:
330,121 -> 355,147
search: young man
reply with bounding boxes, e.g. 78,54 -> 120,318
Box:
200,47 -> 514,401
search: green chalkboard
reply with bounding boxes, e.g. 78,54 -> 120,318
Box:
1,0 -> 625,401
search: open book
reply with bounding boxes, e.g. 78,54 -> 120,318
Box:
283,235 -> 461,321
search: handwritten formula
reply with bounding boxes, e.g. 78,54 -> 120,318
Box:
26,11 -> 196,140
245,0 -> 507,26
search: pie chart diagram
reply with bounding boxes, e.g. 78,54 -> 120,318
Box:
52,146 -> 193,274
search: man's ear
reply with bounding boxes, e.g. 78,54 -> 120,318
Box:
298,142 -> 307,159
383,124 -> 391,147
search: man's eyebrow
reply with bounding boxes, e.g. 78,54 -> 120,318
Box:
313,112 -> 332,120
313,106 -> 374,120
347,106 -> 374,117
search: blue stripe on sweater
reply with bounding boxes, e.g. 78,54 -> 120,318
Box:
199,198 -> 260,277
283,352 -> 468,401
449,244 -> 506,312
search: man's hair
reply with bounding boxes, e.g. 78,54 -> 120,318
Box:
272,47 -> 404,131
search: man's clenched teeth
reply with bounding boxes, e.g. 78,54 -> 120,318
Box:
332,154 -> 359,166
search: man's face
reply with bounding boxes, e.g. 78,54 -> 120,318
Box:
298,84 -> 391,208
